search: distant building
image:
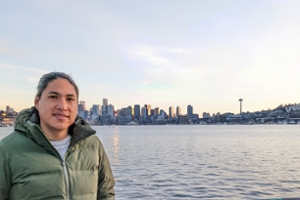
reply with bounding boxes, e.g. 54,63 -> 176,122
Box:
178,115 -> 189,124
187,105 -> 193,116
83,110 -> 89,120
154,107 -> 160,116
126,106 -> 132,116
144,104 -> 151,116
78,101 -> 86,118
140,107 -> 147,124
6,106 -> 10,114
150,109 -> 155,116
134,105 -> 140,119
189,114 -> 199,121
107,104 -> 114,116
176,106 -> 181,117
91,104 -> 100,117
160,110 -> 167,119
79,101 -> 86,110
103,98 -> 108,106
169,106 -> 175,119
203,112 -> 210,118
102,105 -> 107,116
141,107 -> 147,117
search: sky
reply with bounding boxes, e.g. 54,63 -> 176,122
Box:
1,0 -> 300,115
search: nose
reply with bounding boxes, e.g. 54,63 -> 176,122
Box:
57,98 -> 68,111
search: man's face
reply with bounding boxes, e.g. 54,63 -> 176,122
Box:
34,78 -> 78,135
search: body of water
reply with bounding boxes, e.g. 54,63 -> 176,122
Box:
1,125 -> 300,199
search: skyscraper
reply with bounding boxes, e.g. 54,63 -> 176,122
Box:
187,105 -> 193,116
141,107 -> 146,117
79,101 -> 86,110
154,107 -> 160,116
176,106 -> 181,117
102,105 -> 107,116
91,104 -> 100,116
134,104 -> 140,119
107,104 -> 114,116
6,106 -> 10,114
144,104 -> 151,116
169,106 -> 175,119
126,106 -> 132,116
103,98 -> 108,106
78,101 -> 86,118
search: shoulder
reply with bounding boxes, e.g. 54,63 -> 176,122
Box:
81,135 -> 104,148
1,131 -> 22,148
0,131 -> 27,157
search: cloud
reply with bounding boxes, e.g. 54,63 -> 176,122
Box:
131,45 -> 198,83
28,77 -> 39,83
141,80 -> 149,85
169,48 -> 192,54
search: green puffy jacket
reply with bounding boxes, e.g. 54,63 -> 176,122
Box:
0,107 -> 115,200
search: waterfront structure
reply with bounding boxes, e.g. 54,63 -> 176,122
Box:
189,114 -> 199,121
203,112 -> 210,118
178,115 -> 189,124
176,106 -> 181,117
239,98 -> 243,114
187,105 -> 193,116
285,103 -> 300,113
169,106 -> 175,119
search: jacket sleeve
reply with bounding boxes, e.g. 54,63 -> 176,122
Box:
0,141 -> 12,200
97,141 -> 115,200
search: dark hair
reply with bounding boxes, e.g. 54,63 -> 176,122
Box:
35,72 -> 79,100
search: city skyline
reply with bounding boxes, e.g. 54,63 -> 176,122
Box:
1,97 -> 295,117
1,1 -> 300,114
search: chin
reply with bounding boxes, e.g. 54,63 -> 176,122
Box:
52,123 -> 71,131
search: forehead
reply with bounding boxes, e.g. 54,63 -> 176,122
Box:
43,78 -> 77,96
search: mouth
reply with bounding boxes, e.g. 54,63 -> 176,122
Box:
53,113 -> 69,120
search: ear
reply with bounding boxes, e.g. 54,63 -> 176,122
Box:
34,97 -> 40,109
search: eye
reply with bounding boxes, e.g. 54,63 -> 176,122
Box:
49,95 -> 57,99
67,97 -> 75,101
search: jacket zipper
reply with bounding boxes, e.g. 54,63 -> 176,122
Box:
62,159 -> 70,200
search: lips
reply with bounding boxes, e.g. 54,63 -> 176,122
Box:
53,113 -> 69,120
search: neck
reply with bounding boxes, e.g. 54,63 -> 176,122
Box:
40,124 -> 69,141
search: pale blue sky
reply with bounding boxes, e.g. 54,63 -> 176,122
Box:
1,0 -> 300,115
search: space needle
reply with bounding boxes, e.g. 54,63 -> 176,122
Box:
239,98 -> 243,114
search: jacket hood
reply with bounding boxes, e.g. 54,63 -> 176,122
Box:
14,107 -> 96,147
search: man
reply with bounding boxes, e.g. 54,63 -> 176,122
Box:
0,72 -> 115,200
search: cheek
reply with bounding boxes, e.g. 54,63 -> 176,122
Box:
71,105 -> 78,117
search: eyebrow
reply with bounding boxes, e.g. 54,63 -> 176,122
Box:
48,91 -> 76,97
